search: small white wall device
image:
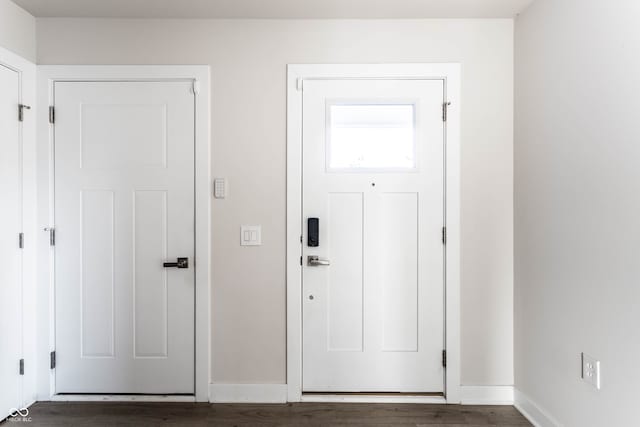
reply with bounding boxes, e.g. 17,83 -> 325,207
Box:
214,178 -> 226,199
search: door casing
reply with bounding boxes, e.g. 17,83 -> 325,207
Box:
286,63 -> 461,403
36,66 -> 211,402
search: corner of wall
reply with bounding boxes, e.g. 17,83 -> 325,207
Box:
514,389 -> 563,427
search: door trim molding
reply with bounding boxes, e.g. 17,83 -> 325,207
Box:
36,65 -> 211,402
286,63 -> 461,403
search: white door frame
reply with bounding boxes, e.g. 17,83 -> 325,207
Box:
0,46 -> 37,409
286,64 -> 461,403
36,66 -> 211,402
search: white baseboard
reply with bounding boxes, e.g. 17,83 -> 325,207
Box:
209,385 -> 511,405
459,386 -> 514,405
209,384 -> 287,403
514,389 -> 562,427
50,395 -> 195,402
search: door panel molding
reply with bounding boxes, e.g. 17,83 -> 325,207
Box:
286,64 -> 460,403
36,66 -> 210,402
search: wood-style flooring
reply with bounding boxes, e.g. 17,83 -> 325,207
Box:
6,402 -> 532,426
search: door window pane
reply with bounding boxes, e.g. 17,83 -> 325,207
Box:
327,103 -> 416,170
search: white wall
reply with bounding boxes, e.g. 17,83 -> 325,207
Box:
36,18 -> 514,387
515,0 -> 640,425
0,0 -> 35,61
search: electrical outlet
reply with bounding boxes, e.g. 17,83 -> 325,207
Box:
581,353 -> 600,390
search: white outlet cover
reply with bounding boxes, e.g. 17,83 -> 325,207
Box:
582,353 -> 601,390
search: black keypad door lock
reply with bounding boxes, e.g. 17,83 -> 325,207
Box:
163,257 -> 189,268
308,218 -> 319,247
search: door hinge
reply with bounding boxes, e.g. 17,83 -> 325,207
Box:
19,359 -> 24,376
45,227 -> 55,246
442,101 -> 451,122
296,78 -> 304,91
300,256 -> 303,266
50,351 -> 56,369
192,80 -> 200,95
442,227 -> 447,245
442,350 -> 447,368
18,104 -> 31,122
49,106 -> 55,124
18,232 -> 24,249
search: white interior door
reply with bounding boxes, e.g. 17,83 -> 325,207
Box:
302,79 -> 445,392
54,81 -> 195,394
0,64 -> 23,417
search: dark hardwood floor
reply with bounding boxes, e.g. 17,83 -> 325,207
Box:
8,402 -> 532,426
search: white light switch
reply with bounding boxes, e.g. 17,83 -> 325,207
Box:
214,178 -> 226,199
240,225 -> 261,246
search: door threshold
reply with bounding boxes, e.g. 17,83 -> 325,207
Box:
50,394 -> 196,403
300,392 -> 446,404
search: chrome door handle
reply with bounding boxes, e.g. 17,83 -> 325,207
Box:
307,255 -> 330,266
163,257 -> 189,268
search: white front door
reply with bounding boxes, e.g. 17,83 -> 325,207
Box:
0,65 -> 23,417
302,79 -> 445,392
54,81 -> 195,394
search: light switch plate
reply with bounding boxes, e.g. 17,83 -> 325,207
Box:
214,178 -> 226,199
240,225 -> 261,246
582,353 -> 600,390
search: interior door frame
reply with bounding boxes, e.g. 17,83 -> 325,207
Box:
0,45 -> 37,411
36,66 -> 211,402
286,64 -> 461,403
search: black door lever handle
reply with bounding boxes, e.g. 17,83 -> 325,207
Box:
163,257 -> 189,268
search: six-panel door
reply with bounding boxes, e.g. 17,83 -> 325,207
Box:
302,79 -> 445,392
54,81 -> 195,394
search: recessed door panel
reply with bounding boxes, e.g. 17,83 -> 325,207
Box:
327,192 -> 363,352
134,190 -> 168,358
81,103 -> 167,169
380,192 -> 419,352
80,190 -> 115,358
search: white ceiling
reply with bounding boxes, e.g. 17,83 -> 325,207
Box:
12,0 -> 534,19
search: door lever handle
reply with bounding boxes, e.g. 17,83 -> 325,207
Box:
307,255 -> 330,266
163,257 -> 189,268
